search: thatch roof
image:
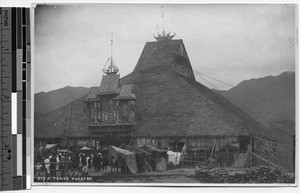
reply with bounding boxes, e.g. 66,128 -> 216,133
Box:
133,39 -> 195,80
35,96 -> 88,138
35,39 -> 270,140
99,74 -> 120,93
120,39 -> 268,138
85,86 -> 101,100
86,74 -> 120,100
121,71 -> 267,138
115,84 -> 136,100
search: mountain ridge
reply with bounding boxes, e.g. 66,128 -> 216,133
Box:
219,71 -> 295,125
34,86 -> 90,118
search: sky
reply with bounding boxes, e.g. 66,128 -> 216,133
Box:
34,4 -> 296,93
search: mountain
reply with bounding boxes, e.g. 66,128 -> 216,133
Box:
34,86 -> 90,117
220,71 -> 295,126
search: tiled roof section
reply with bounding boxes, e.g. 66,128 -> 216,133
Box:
99,74 -> 120,94
115,84 -> 136,100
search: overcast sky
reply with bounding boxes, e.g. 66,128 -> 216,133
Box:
34,4 -> 296,93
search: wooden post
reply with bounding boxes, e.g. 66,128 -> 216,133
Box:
251,152 -> 282,169
226,147 -> 229,167
175,140 -> 179,167
194,151 -> 196,167
250,137 -> 253,167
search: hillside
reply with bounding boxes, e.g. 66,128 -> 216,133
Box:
34,86 -> 90,117
220,71 -> 295,126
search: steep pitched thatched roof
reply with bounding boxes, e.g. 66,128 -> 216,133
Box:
35,39 -> 270,139
98,74 -> 120,94
115,84 -> 136,100
35,96 -> 88,138
120,39 -> 268,138
120,70 -> 267,138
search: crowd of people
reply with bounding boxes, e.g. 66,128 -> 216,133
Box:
35,150 -> 128,178
35,152 -> 71,177
76,152 -> 109,176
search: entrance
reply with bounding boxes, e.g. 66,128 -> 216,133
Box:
239,137 -> 250,153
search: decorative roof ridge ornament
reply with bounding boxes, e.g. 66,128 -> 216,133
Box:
153,6 -> 176,41
103,32 -> 119,75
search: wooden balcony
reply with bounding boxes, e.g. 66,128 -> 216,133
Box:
88,124 -> 135,139
87,120 -> 136,127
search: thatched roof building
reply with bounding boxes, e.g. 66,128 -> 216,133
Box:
35,39 -> 270,139
35,38 -> 278,168
122,39 -> 268,138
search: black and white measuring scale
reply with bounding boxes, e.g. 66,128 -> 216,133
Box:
0,7 -> 31,191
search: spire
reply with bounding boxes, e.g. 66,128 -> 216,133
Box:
103,32 -> 119,75
162,5 -> 165,34
154,6 -> 176,41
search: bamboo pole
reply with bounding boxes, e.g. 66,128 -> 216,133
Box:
226,147 -> 229,167
251,152 -> 282,169
250,137 -> 253,167
210,140 -> 217,158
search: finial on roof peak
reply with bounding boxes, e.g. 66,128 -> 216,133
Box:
153,5 -> 176,41
103,32 -> 119,75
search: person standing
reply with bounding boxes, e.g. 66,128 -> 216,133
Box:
49,155 -> 57,177
82,164 -> 89,176
56,154 -> 60,171
100,154 -> 104,171
60,155 -> 66,177
111,155 -> 118,173
93,154 -> 98,171
82,153 -> 87,167
86,155 -> 91,172
103,154 -> 108,171
90,154 -> 94,171
78,153 -> 82,171
96,153 -> 102,171
44,156 -> 50,177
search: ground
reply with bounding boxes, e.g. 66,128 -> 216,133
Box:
35,166 -> 201,183
90,167 -> 199,183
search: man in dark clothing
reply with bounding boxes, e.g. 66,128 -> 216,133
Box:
49,155 -> 57,177
100,155 -> 105,171
81,153 -> 87,167
96,154 -> 102,171
111,155 -> 118,173
93,154 -> 98,171
93,154 -> 99,171
103,155 -> 108,171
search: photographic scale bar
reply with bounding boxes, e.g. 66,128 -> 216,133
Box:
0,7 -> 31,191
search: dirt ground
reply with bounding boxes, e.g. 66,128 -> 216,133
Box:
90,167 -> 200,183
35,167 -> 200,183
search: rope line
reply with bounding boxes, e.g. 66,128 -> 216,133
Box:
193,70 -> 294,110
